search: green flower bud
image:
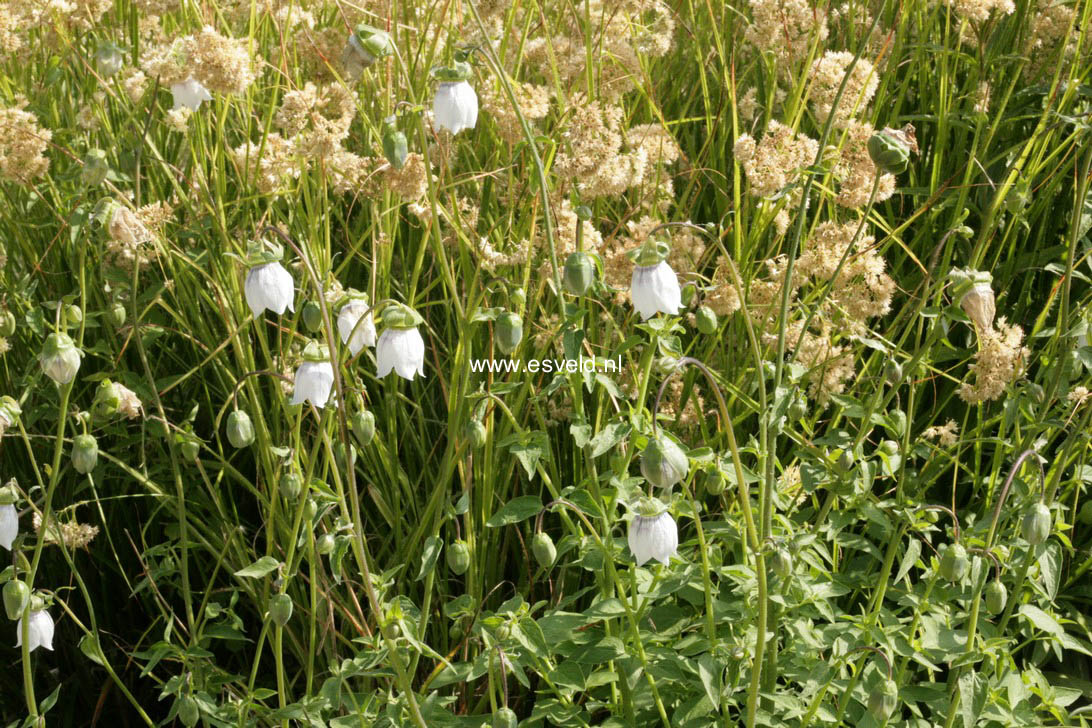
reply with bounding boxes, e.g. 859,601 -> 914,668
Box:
40,332 -> 82,385
511,288 -> 526,307
867,678 -> 898,722
302,301 -> 323,333
492,707 -> 517,728
532,532 -> 557,568
268,593 -> 293,627
94,42 -> 125,77
703,468 -> 727,496
316,533 -> 336,555
92,379 -> 121,419
447,540 -> 471,575
335,442 -> 357,472
563,251 -> 596,295
494,622 -> 511,641
885,360 -> 902,386
1078,501 -> 1092,525
681,282 -> 698,308
695,306 -> 717,335
867,126 -> 916,175
81,148 -> 110,187
788,396 -> 807,421
382,117 -> 408,170
771,547 -> 793,578
72,434 -> 99,474
351,410 -> 376,448
464,419 -> 487,449
879,440 -> 899,457
279,471 -> 302,501
495,312 -> 523,355
939,542 -> 968,583
641,435 -> 689,489
3,579 -> 30,620
837,450 -> 855,473
65,304 -> 83,327
984,579 -> 1006,615
303,497 -> 318,521
227,410 -> 255,448
179,433 -> 201,461
0,396 -> 21,434
0,309 -> 14,337
107,302 -> 126,328
1021,503 -> 1051,545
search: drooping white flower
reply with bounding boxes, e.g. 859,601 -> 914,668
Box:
171,77 -> 212,111
245,262 -> 295,319
433,81 -> 478,135
337,296 -> 377,355
376,304 -> 426,380
16,610 -> 54,652
628,507 -> 678,567
631,261 -> 682,320
39,332 -> 82,385
0,504 -> 17,550
290,343 -> 335,409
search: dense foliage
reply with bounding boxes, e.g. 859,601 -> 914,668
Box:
0,0 -> 1091,726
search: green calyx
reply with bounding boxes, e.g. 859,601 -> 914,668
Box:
301,340 -> 330,363
90,198 -> 120,229
626,238 -> 671,267
381,303 -> 423,329
0,396 -> 21,425
867,126 -> 916,175
947,267 -> 993,299
353,24 -> 395,60
243,239 -> 284,267
633,497 -> 669,519
0,484 -> 18,505
430,60 -> 473,82
382,116 -> 408,170
42,331 -> 77,358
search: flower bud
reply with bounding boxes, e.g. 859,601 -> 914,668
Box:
72,434 -> 99,474
492,707 -> 517,728
1021,503 -> 1051,545
1078,501 -> 1092,525
788,396 -> 807,421
960,282 -> 996,332
92,379 -> 121,419
81,148 -> 110,187
464,419 -> 487,449
771,547 -> 793,578
39,332 -> 82,384
316,533 -> 336,555
695,306 -> 717,334
511,288 -> 526,307
867,125 -> 916,175
177,696 -> 199,728
94,42 -> 125,77
681,282 -> 698,308
703,467 -> 727,496
532,532 -> 557,568
867,678 -> 898,722
302,301 -> 323,333
107,302 -> 126,328
563,251 -> 596,295
334,442 -> 356,472
984,579 -> 1006,615
878,440 -> 899,457
0,309 -> 14,337
227,410 -> 255,448
495,312 -> 523,355
3,579 -> 30,620
352,410 -> 376,448
382,117 -> 408,170
447,540 -> 471,575
279,471 -> 302,501
0,396 -> 21,437
65,304 -> 83,327
939,542 -> 968,583
640,435 -> 689,490
342,24 -> 395,80
268,593 -> 293,627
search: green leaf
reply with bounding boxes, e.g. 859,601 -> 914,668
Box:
589,422 -> 629,458
416,536 -> 443,581
1020,604 -> 1064,638
79,633 -> 106,666
234,556 -> 280,579
486,495 -> 543,527
895,537 -> 921,584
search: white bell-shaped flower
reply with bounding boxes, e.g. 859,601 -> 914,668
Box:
631,261 -> 682,320
245,262 -> 295,319
433,81 -> 478,135
376,304 -> 426,380
16,610 -> 54,652
39,332 -> 82,385
337,296 -> 377,355
171,77 -> 212,111
628,504 -> 678,567
0,503 -> 17,550
290,343 -> 335,409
